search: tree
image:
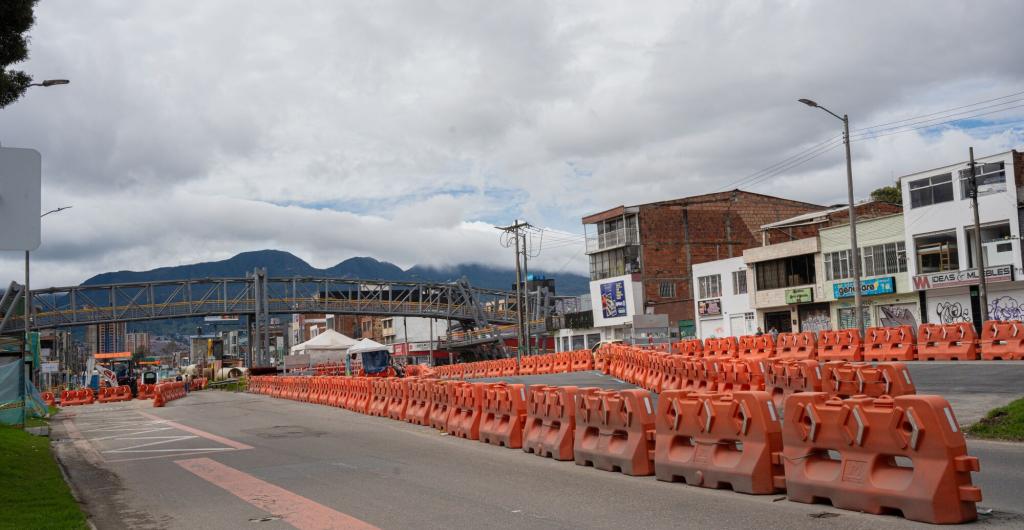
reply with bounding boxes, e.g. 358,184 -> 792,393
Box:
0,0 -> 38,109
870,185 -> 902,205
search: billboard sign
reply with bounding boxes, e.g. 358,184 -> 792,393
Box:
833,276 -> 896,298
599,280 -> 628,318
785,287 -> 814,304
912,265 -> 1012,290
698,299 -> 722,316
204,315 -> 240,322
0,147 -> 42,251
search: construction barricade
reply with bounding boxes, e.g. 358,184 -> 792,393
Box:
523,385 -> 578,460
765,359 -> 822,411
782,393 -> 982,524
570,350 -> 594,372
368,379 -> 390,417
979,320 -> 1024,360
479,383 -> 527,448
655,391 -> 785,494
704,337 -> 737,358
98,385 -> 133,403
820,362 -> 916,399
59,388 -> 94,406
41,391 -> 55,407
448,382 -> 485,440
863,325 -> 916,361
405,379 -> 433,426
676,339 -> 705,357
573,388 -> 656,476
775,332 -> 817,360
918,323 -> 978,360
386,378 -> 410,421
429,381 -> 455,431
738,335 -> 774,359
817,329 -> 863,361
153,381 -> 187,407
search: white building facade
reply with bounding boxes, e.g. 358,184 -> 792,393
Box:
691,256 -> 756,339
900,149 -> 1024,326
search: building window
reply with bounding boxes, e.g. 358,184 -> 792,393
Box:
966,222 -> 1013,267
659,281 -> 676,298
914,231 -> 958,273
588,245 -> 641,281
732,270 -> 748,294
697,275 -> 722,299
909,173 -> 954,208
825,242 -> 907,280
754,255 -> 816,291
959,162 -> 1006,198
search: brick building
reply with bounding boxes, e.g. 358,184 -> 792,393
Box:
583,190 -> 830,338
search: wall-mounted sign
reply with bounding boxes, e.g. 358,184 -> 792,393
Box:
912,265 -> 1012,290
599,280 -> 628,318
698,299 -> 722,316
204,315 -> 240,322
41,362 -> 59,373
833,276 -> 896,298
785,288 -> 814,304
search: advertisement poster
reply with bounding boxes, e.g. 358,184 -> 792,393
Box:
600,280 -> 627,318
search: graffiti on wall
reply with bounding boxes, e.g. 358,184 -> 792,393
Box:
935,302 -> 971,324
878,305 -> 919,328
989,296 -> 1024,322
799,306 -> 832,332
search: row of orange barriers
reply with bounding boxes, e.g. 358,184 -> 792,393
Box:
433,350 -> 598,379
59,388 -> 95,406
137,384 -> 157,400
191,377 -> 208,390
153,381 -> 187,407
97,385 -> 133,403
664,321 -> 1024,361
248,373 -> 981,524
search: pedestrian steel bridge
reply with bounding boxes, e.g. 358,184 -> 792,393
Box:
0,272 -> 523,334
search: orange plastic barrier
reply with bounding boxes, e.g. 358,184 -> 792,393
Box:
738,335 -> 774,359
863,325 -> 916,361
41,391 -> 56,407
655,391 -> 784,494
775,332 -> 817,360
98,385 -> 133,403
718,358 -> 767,392
153,381 -> 187,407
428,381 -> 455,431
405,379 -> 433,426
816,329 -> 863,361
703,337 -> 737,358
191,377 -> 208,390
821,361 -> 916,399
59,388 -> 94,406
386,378 -> 410,421
479,383 -> 527,448
368,378 -> 390,417
573,388 -> 656,476
783,393 -> 982,524
675,339 -> 705,357
523,385 -> 578,460
979,320 -> 1024,360
764,359 -> 823,411
570,350 -> 594,372
917,323 -> 978,360
448,382 -> 485,440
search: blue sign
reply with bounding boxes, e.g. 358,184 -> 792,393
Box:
600,280 -> 628,318
833,276 -> 895,298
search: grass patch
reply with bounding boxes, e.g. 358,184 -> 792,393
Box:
0,427 -> 88,530
24,406 -> 61,428
967,398 -> 1024,442
210,378 -> 248,392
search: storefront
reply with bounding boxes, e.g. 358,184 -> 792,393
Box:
915,265 -> 1023,328
826,275 -> 922,330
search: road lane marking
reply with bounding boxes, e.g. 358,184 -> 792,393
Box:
62,419 -> 105,465
175,457 -> 380,530
138,411 -> 253,450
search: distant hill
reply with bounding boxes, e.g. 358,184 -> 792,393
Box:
81,250 -> 589,295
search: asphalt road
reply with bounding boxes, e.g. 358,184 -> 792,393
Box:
50,382 -> 1023,530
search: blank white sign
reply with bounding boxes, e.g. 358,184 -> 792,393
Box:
0,147 -> 42,251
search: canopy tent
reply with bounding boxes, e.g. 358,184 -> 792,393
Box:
289,329 -> 357,365
347,338 -> 391,374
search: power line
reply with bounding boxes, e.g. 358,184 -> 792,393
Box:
853,89 -> 1024,132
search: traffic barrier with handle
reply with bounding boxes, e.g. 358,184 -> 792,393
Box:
429,380 -> 455,431
137,384 -> 156,400
820,361 -> 916,399
655,391 -> 785,494
817,329 -> 863,361
41,391 -> 56,407
98,385 -> 133,403
765,359 -> 823,412
405,379 -> 433,426
979,320 -> 1024,360
918,323 -> 978,361
863,326 -> 916,361
447,382 -> 485,440
153,381 -> 187,407
479,382 -> 527,448
523,385 -> 578,460
775,332 -> 817,360
386,378 -> 410,421
573,388 -> 656,476
782,393 -> 982,524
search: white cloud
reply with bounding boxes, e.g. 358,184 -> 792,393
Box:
0,0 -> 1022,287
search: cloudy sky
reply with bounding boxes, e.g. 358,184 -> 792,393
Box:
2,0 -> 1024,287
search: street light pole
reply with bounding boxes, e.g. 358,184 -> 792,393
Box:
799,99 -> 864,333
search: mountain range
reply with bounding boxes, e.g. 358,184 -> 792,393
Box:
81,250 -> 589,295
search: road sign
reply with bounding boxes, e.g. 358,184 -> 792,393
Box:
41,362 -> 59,373
0,147 -> 42,251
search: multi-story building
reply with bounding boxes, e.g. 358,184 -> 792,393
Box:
899,149 -> 1024,327
85,322 -> 127,354
125,332 -> 151,355
582,191 -> 824,341
381,316 -> 449,365
743,202 -> 903,333
691,256 -> 755,338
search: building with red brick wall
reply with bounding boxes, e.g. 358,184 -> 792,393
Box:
582,190 -> 902,338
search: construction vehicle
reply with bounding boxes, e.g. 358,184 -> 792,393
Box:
88,352 -> 139,396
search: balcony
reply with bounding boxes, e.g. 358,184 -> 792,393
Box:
586,227 -> 639,254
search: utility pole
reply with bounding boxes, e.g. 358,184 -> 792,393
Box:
521,231 -> 530,356
495,219 -> 531,368
968,147 -> 989,323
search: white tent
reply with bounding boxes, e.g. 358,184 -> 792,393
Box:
289,329 -> 357,365
346,338 -> 388,355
